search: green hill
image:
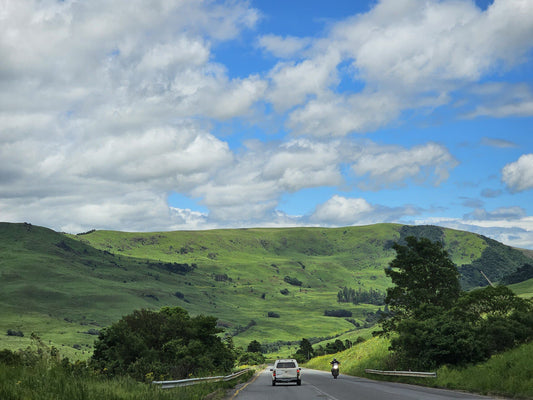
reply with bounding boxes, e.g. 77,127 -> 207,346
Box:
0,222 -> 530,358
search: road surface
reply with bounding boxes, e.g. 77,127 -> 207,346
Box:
230,367 -> 497,400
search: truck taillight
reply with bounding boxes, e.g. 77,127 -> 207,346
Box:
273,371 -> 276,377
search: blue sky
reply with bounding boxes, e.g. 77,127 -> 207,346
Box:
1,0 -> 532,248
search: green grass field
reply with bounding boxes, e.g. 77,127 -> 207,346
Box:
1,222 -> 531,359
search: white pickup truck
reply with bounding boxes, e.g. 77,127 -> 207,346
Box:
270,359 -> 302,386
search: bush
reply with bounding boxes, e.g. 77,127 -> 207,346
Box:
324,309 -> 352,318
90,306 -> 235,380
284,276 -> 302,286
6,329 -> 24,337
267,311 -> 280,318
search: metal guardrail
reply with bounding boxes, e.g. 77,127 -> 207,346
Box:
152,368 -> 251,389
365,369 -> 437,378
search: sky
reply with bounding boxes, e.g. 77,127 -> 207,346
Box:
1,0 -> 533,249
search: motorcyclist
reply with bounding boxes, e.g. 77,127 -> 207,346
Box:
330,358 -> 340,379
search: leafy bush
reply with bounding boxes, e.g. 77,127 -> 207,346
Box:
324,309 -> 352,317
284,276 -> 302,286
337,286 -> 385,305
90,306 -> 235,380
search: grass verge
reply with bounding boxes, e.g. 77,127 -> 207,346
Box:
304,337 -> 533,399
0,357 -> 255,400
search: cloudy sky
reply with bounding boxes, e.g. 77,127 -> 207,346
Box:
1,0 -> 533,248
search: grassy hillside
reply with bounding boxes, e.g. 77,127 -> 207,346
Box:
1,222 -> 530,359
508,278 -> 533,298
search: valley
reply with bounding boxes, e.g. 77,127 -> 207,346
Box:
1,222 -> 531,359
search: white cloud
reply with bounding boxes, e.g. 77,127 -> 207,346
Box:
264,0 -> 533,137
310,196 -> 374,224
257,34 -> 311,58
351,142 -> 458,189
309,195 -> 419,226
266,53 -> 341,111
464,83 -> 533,118
502,154 -> 533,192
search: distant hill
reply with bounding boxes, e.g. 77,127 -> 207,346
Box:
0,222 -> 531,358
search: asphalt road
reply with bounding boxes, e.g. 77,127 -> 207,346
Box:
230,367 -> 497,400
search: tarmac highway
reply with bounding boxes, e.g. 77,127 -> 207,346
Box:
230,367 -> 497,400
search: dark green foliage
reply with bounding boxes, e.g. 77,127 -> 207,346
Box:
267,311 -> 280,318
280,288 -> 289,295
384,237 -> 460,330
238,351 -> 265,365
382,237 -> 533,370
6,329 -> 24,337
293,338 -> 314,361
337,286 -> 385,305
246,340 -> 262,353
500,263 -> 533,285
399,225 -> 445,245
284,275 -> 302,286
391,306 -> 487,370
154,262 -> 196,275
325,339 -> 345,354
324,309 -> 352,317
90,306 -> 235,380
388,285 -> 533,370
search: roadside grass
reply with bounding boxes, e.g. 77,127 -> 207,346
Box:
304,335 -> 391,374
433,341 -> 533,399
305,335 -> 533,399
0,357 -> 254,400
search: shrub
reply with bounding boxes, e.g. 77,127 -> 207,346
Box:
284,276 -> 302,286
324,309 -> 352,318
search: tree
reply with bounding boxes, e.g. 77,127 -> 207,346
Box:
247,340 -> 262,353
383,236 -> 460,331
294,338 -> 314,361
90,307 -> 235,380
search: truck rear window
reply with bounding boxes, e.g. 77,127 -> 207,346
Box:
276,362 -> 296,368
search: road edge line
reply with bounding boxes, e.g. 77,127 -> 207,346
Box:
230,367 -> 265,399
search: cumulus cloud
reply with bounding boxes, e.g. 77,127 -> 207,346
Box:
264,0 -> 533,137
502,154 -> 533,192
257,34 -> 311,58
351,142 -> 458,189
309,195 -> 419,226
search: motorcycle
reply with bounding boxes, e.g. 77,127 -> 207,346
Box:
331,362 -> 339,379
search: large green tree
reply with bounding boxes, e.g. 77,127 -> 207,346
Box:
90,307 -> 235,380
382,237 -> 533,370
384,236 -> 460,327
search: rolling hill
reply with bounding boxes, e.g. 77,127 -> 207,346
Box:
0,222 -> 531,359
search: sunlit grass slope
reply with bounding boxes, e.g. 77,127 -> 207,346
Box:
508,278 -> 533,298
1,222 -> 530,359
304,336 -> 533,399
